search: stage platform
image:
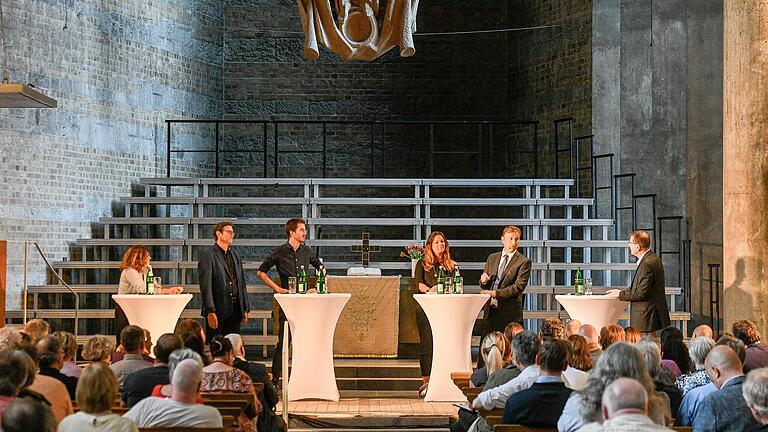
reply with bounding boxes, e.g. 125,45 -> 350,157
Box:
274,359 -> 458,431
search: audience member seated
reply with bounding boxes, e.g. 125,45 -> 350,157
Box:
201,336 -> 259,432
123,359 -> 223,429
565,319 -> 581,337
743,368 -> 768,431
36,335 -> 78,400
226,333 -> 279,411
112,328 -> 154,364
636,337 -> 681,415
482,322 -> 525,390
0,350 -> 36,422
81,335 -> 116,365
450,332 -> 541,432
692,345 -> 758,432
693,324 -> 714,339
52,331 -> 81,379
22,318 -> 50,343
660,326 -> 691,377
557,342 -> 669,432
675,336 -> 715,395
578,378 -> 673,431
599,324 -> 625,351
58,363 -> 138,432
121,333 -> 183,407
623,326 -> 641,344
0,327 -> 22,352
1,397 -> 56,432
150,348 -> 204,399
471,332 -> 508,388
501,339 -> 573,429
180,330 -> 210,365
21,337 -> 73,423
540,318 -> 588,390
578,324 -> 602,363
567,334 -> 593,371
110,326 -> 152,386
732,319 -> 768,373
176,318 -> 207,344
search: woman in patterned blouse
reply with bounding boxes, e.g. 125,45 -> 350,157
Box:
675,335 -> 716,395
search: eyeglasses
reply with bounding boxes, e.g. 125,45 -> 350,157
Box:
222,229 -> 235,235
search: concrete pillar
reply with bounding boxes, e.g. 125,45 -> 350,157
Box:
723,1 -> 768,336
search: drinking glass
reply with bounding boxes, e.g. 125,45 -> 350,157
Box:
288,277 -> 297,294
154,276 -> 162,292
584,278 -> 593,295
444,277 -> 453,294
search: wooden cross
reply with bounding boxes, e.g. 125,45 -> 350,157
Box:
351,232 -> 381,267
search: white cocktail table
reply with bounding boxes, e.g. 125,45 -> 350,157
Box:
414,293 -> 490,402
112,294 -> 193,343
275,293 -> 350,401
555,294 -> 629,330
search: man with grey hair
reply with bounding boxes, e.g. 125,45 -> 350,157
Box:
565,319 -> 581,337
579,378 -> 673,431
743,368 -> 768,429
226,333 -> 278,413
124,359 -> 222,428
692,345 -> 758,432
578,324 -> 603,363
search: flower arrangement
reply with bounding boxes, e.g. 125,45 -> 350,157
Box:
400,244 -> 425,260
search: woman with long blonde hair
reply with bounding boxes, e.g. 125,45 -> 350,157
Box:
413,231 -> 457,397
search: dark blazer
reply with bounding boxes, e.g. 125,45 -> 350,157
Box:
198,244 -> 250,320
38,367 -> 78,400
693,375 -> 759,432
121,365 -> 170,407
619,251 -> 670,332
502,381 -> 572,428
480,250 -> 531,328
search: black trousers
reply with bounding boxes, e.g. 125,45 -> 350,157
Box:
272,307 -> 290,382
415,304 -> 433,377
205,298 -> 242,341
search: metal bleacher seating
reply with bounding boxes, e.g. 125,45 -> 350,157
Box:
17,177 -> 690,354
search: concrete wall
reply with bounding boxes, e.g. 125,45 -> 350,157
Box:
0,0 -> 223,307
592,0 -> 723,318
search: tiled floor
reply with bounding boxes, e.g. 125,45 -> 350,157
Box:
279,398 -> 458,418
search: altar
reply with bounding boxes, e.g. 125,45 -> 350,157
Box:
327,275 -> 400,358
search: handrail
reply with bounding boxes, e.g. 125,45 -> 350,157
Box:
5,240 -> 79,354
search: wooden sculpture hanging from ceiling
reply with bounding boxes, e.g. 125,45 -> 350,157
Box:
297,0 -> 419,61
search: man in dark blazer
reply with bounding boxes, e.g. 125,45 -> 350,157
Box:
502,339 -> 572,428
480,225 -> 532,333
693,345 -> 758,432
608,230 -> 670,333
199,221 -> 250,340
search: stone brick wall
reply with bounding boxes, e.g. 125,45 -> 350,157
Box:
507,0 -> 593,179
0,0 -> 223,308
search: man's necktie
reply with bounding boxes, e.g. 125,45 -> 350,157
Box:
492,254 -> 510,291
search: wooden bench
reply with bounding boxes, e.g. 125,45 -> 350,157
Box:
493,425 -> 557,432
451,371 -> 472,390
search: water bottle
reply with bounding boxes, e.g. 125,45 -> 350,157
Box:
436,266 -> 445,294
298,266 -> 307,294
316,266 -> 326,294
146,266 -> 155,295
574,267 -> 584,296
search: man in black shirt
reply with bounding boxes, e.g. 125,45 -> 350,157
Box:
257,217 -> 323,386
199,221 -> 250,340
35,336 -> 78,400
121,333 -> 183,407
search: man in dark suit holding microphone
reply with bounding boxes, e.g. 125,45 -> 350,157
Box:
480,225 -> 532,333
198,221 -> 250,341
608,230 -> 670,333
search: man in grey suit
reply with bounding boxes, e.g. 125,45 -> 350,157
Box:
608,230 -> 670,333
479,225 -> 532,333
198,221 -> 250,340
692,345 -> 758,432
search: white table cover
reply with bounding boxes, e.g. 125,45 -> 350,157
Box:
414,293 -> 490,402
112,294 -> 193,344
555,294 -> 630,330
275,293 -> 350,401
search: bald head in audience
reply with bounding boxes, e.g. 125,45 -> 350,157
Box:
693,324 -> 714,340
578,324 -> 601,350
704,345 -> 743,389
601,377 -> 649,420
566,320 -> 582,337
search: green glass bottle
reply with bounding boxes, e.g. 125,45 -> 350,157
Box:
298,265 -> 307,294
146,266 -> 155,295
574,267 -> 584,296
316,266 -> 326,294
436,265 -> 445,294
453,266 -> 462,294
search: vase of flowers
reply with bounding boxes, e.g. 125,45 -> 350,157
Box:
400,244 -> 425,277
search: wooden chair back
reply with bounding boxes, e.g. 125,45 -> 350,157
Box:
451,371 -> 472,389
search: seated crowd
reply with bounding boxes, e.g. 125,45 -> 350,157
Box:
0,317 -> 282,432
453,318 -> 768,432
